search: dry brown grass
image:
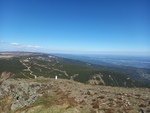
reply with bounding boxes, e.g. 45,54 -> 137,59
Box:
0,95 -> 13,113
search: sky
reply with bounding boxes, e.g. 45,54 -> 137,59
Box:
0,0 -> 150,55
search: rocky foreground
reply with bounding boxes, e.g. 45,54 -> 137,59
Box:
0,77 -> 150,113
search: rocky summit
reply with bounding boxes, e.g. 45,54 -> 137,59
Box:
0,77 -> 150,113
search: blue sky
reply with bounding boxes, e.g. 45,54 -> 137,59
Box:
0,0 -> 150,55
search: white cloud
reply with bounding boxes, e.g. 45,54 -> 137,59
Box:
11,42 -> 21,46
10,43 -> 43,49
0,41 -> 44,51
27,45 -> 43,49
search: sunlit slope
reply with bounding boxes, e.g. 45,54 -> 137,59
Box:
0,52 -> 147,87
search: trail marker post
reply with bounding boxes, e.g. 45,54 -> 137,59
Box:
55,76 -> 57,80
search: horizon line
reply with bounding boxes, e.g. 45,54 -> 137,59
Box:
0,50 -> 150,56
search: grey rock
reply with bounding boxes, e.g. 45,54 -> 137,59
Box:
0,79 -> 45,110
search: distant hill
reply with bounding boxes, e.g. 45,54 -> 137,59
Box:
54,53 -> 150,85
0,52 -> 149,87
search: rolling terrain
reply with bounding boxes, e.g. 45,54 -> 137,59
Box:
0,52 -> 150,113
0,52 -> 147,87
54,54 -> 150,85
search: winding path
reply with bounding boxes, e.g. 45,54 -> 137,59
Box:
20,60 -> 37,79
33,62 -> 69,77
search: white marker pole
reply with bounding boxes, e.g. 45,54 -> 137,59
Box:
55,76 -> 57,80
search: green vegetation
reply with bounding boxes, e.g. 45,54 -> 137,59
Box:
0,58 -> 25,73
0,53 -> 148,87
30,94 -> 60,107
98,70 -> 144,87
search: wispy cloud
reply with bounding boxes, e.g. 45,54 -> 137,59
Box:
11,42 -> 21,46
10,42 -> 43,50
0,41 -> 43,51
26,45 -> 43,49
0,40 -> 7,43
27,45 -> 40,48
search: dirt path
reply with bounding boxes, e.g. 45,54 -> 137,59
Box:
20,60 -> 37,79
33,62 -> 69,77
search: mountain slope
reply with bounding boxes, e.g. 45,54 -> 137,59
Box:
54,53 -> 150,85
0,52 -> 148,87
0,52 -> 150,113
